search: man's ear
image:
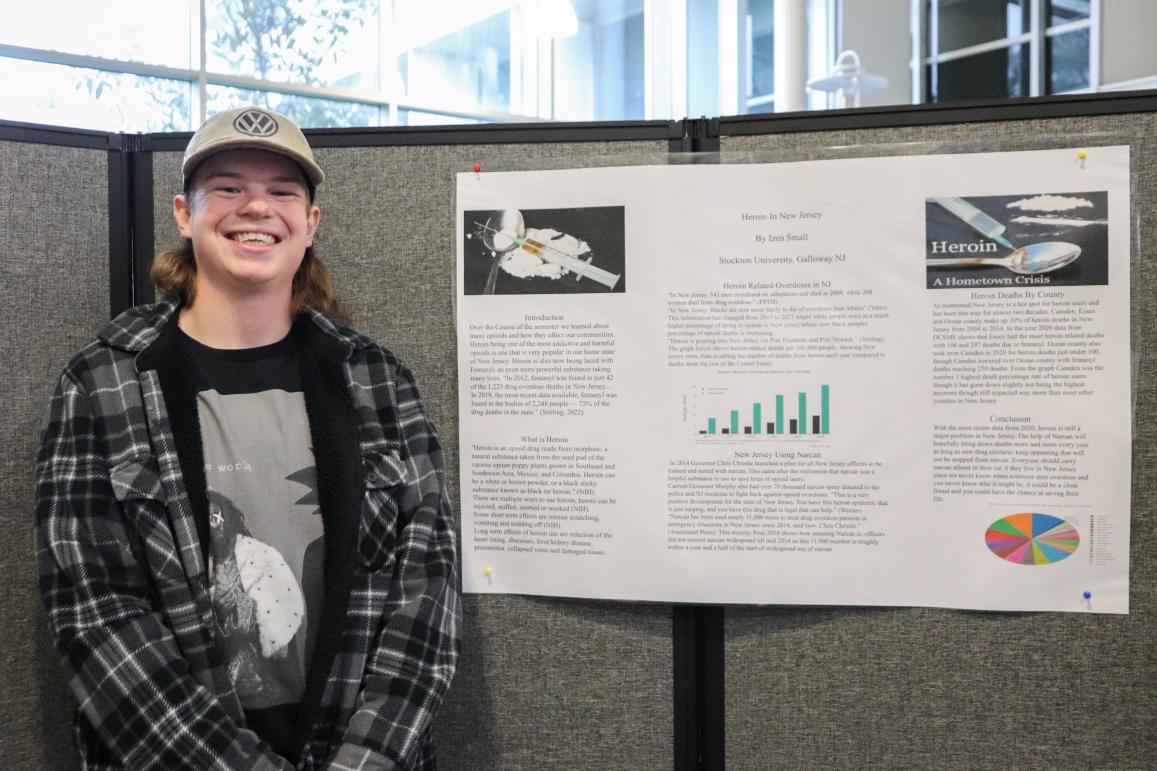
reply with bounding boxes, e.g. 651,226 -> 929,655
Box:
174,195 -> 193,239
305,204 -> 321,247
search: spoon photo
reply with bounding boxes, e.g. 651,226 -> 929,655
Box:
926,241 -> 1082,275
480,209 -> 525,294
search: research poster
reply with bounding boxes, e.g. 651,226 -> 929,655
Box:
455,146 -> 1132,613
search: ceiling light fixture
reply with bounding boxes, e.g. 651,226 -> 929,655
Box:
537,0 -> 579,38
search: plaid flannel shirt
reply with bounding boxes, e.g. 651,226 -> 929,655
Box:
36,298 -> 460,771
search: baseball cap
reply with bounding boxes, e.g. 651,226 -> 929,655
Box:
182,106 -> 325,187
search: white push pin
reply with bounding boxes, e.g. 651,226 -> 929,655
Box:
1078,150 -> 1087,169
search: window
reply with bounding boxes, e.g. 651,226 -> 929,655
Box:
554,0 -> 645,121
0,57 -> 195,132
398,8 -> 513,116
0,1 -> 195,70
0,0 -> 659,131
923,0 -> 1097,102
1045,0 -> 1092,94
2,0 -> 846,132
745,0 -> 775,113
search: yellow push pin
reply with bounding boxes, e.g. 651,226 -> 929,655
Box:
1078,150 -> 1087,169
484,567 -> 493,576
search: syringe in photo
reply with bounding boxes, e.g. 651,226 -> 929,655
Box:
463,206 -> 625,295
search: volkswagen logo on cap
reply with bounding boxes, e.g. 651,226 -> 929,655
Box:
233,109 -> 279,137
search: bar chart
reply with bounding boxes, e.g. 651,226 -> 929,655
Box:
692,385 -> 831,437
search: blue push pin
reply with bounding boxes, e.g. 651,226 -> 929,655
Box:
1083,591 -> 1092,600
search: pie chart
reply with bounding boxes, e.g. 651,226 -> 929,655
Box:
985,513 -> 1079,565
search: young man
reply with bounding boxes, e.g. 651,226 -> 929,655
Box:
36,106 -> 460,771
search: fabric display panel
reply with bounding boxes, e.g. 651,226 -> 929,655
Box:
0,134 -> 111,771
5,95 -> 1154,771
719,114 -> 1157,771
152,138 -> 676,771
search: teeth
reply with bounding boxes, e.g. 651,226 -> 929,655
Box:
231,232 -> 277,244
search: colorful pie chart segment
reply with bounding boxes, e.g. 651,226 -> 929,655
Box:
985,513 -> 1079,565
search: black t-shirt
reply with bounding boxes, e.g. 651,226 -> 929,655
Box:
179,326 -> 324,761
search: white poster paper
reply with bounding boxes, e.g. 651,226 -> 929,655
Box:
455,147 -> 1132,613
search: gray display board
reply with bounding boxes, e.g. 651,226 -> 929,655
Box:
8,108 -> 1153,771
0,139 -> 110,771
153,140 -> 674,771
721,116 -> 1157,771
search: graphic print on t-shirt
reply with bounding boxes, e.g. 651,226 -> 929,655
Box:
199,389 -> 325,710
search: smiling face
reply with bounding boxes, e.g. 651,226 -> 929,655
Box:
174,149 -> 320,302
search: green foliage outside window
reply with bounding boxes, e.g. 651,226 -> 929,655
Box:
78,0 -> 376,131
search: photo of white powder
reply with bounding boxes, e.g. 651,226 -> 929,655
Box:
1007,194 -> 1095,212
1010,215 -> 1107,227
499,227 -> 592,280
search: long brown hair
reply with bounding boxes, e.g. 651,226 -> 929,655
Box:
151,239 -> 352,322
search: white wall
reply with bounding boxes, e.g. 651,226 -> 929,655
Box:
837,0 -> 912,106
1100,0 -> 1157,88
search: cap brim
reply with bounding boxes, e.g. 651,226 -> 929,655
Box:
183,137 -> 325,186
